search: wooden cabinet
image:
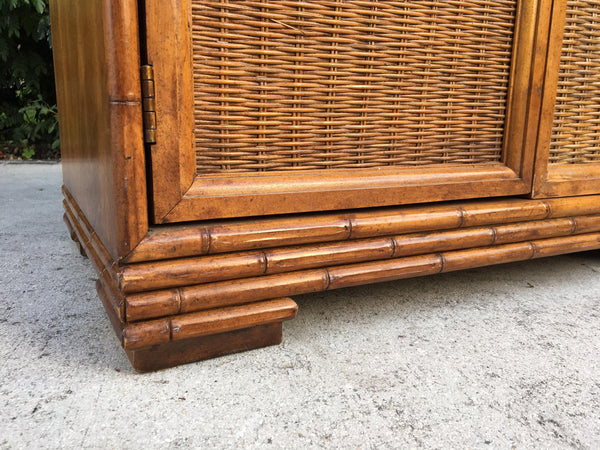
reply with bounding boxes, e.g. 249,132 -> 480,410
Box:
51,0 -> 600,371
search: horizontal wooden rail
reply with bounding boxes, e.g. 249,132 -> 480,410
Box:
119,215 -> 600,293
65,185 -> 600,326
122,298 -> 298,350
125,194 -> 600,262
125,232 -> 600,322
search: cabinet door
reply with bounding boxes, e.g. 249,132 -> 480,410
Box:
533,0 -> 600,197
144,0 -> 547,223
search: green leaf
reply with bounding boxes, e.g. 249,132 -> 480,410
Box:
22,146 -> 35,160
31,0 -> 45,14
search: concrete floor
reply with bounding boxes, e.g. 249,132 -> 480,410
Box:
1,162 -> 600,449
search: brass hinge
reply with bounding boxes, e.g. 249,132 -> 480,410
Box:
141,65 -> 156,144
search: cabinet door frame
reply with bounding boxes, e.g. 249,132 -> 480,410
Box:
144,0 -> 549,224
532,0 -> 600,198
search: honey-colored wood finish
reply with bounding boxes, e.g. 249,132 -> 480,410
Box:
50,0 -> 148,259
64,181 -> 600,342
119,216 -> 600,294
125,195 -> 600,263
66,194 -> 297,370
128,324 -> 284,372
124,232 -> 600,322
123,298 -> 298,350
98,280 -> 285,372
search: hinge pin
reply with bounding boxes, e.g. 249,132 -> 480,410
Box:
141,65 -> 157,145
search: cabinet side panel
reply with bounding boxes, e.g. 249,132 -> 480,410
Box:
50,0 -> 117,257
50,0 -> 147,259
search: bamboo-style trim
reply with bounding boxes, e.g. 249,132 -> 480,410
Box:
97,273 -> 288,368
127,195 -> 600,262
122,297 -> 298,350
65,183 -> 600,321
63,189 -> 114,269
68,192 -> 298,352
120,215 -> 600,293
63,204 -> 125,322
97,269 -> 126,322
64,185 -> 600,366
65,184 -> 600,325
125,232 -> 600,322
63,212 -> 77,242
96,277 -> 125,338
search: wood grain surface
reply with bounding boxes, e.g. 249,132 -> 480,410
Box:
50,0 -> 147,259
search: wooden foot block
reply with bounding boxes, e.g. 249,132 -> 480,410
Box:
125,323 -> 282,372
97,277 -> 290,372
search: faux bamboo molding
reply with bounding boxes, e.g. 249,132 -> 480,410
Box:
64,185 -> 600,366
66,195 -> 298,354
120,215 -> 600,293
125,232 -> 600,322
96,278 -> 286,371
65,184 -> 600,324
122,298 -> 298,350
127,195 -> 600,262
63,188 -> 119,282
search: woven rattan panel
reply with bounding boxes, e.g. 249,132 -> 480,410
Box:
192,1 -> 517,174
549,0 -> 600,165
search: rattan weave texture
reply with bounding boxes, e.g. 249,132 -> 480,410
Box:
550,0 -> 600,165
191,0 -> 517,174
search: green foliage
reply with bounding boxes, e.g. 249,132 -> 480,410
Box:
0,0 -> 59,159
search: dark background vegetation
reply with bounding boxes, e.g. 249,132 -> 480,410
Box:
0,0 -> 59,160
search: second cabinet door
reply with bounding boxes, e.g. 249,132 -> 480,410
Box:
533,0 -> 600,198
144,0 -> 549,223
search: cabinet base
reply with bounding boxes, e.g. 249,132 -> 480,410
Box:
63,185 -> 600,371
